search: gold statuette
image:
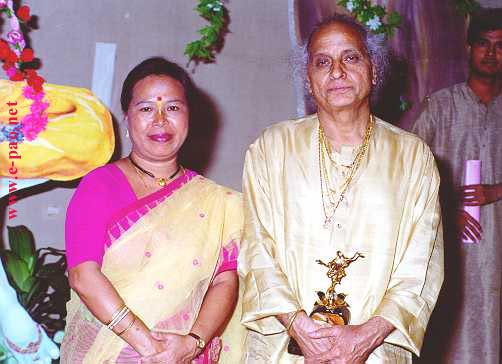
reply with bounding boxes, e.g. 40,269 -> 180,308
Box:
287,250 -> 364,356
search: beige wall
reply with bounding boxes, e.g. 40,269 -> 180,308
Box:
1,0 -> 297,250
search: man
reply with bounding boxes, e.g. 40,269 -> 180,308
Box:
239,14 -> 443,364
412,8 -> 502,364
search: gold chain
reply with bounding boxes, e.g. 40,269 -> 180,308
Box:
318,115 -> 374,227
132,164 -> 148,189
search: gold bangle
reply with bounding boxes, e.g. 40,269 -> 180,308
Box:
108,307 -> 130,330
107,305 -> 127,326
117,315 -> 136,337
286,309 -> 304,334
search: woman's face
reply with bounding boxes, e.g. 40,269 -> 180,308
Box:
307,22 -> 375,113
126,75 -> 189,163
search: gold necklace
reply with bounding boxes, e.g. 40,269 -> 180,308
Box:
318,115 -> 374,228
128,155 -> 181,187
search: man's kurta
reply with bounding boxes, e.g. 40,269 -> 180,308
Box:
239,115 -> 444,364
412,82 -> 502,364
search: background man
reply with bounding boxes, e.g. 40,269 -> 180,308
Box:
412,8 -> 502,364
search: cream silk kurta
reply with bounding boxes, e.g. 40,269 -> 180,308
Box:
239,115 -> 444,364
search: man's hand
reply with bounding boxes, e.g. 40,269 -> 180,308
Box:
305,316 -> 394,364
288,311 -> 333,359
140,332 -> 200,364
456,209 -> 482,242
460,183 -> 502,206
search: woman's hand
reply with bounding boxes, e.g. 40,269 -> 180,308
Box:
140,332 -> 199,364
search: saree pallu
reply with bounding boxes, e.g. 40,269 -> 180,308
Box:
61,171 -> 245,364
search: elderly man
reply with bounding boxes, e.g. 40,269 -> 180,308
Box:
239,14 -> 444,364
412,9 -> 502,364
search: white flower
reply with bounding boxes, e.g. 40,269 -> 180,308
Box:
207,3 -> 213,8
53,330 -> 65,344
346,1 -> 355,12
366,15 -> 382,31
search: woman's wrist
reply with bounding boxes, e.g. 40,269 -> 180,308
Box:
186,334 -> 203,358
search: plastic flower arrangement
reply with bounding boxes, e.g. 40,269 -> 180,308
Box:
185,0 -> 227,63
337,0 -> 401,36
0,0 -> 48,143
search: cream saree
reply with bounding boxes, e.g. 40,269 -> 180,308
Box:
61,171 -> 245,364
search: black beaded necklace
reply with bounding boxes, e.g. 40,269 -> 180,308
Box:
128,155 -> 181,187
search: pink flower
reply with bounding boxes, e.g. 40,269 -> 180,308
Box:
21,113 -> 48,141
6,30 -> 25,49
22,86 -> 44,101
10,15 -> 20,31
6,66 -> 17,78
30,100 -> 49,114
0,1 -> 7,8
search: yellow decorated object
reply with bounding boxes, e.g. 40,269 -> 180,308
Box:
0,80 -> 114,180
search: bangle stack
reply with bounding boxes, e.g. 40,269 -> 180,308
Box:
107,305 -> 130,331
117,316 -> 136,337
286,309 -> 304,335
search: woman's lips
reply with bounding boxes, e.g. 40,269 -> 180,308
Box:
148,133 -> 173,142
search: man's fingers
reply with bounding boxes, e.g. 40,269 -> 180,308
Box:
308,327 -> 334,339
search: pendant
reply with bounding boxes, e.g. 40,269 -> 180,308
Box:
157,178 -> 167,187
323,217 -> 332,229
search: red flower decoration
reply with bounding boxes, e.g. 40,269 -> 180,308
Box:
27,73 -> 45,92
10,70 -> 24,81
2,62 -> 13,71
0,40 -> 10,58
16,6 -> 31,22
6,49 -> 18,63
20,48 -> 34,62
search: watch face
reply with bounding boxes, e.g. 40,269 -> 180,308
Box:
198,338 -> 206,349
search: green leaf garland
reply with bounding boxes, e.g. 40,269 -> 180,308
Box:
337,0 -> 401,36
185,0 -> 227,64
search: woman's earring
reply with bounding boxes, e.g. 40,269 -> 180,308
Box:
125,129 -> 130,138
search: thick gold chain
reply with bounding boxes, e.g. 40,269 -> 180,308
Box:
318,115 -> 374,227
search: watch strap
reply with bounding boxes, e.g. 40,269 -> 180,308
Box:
188,332 -> 206,349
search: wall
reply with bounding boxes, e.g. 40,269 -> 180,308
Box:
1,0 -> 297,250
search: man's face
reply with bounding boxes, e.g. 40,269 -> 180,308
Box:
469,30 -> 502,78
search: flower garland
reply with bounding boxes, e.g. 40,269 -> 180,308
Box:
337,0 -> 401,36
0,0 -> 48,143
185,0 -> 227,63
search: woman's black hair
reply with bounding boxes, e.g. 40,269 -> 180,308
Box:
120,57 -> 195,113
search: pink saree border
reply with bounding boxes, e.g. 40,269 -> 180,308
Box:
105,167 -> 198,244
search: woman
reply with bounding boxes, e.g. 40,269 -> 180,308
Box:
61,57 -> 243,364
239,14 -> 443,363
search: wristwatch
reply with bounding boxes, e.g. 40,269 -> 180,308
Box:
188,332 -> 206,350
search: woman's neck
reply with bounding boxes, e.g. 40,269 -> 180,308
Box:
318,105 -> 371,151
129,152 -> 178,178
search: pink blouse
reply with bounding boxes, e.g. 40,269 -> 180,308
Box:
65,164 -> 237,275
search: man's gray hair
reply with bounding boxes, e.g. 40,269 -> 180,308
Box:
291,13 -> 391,106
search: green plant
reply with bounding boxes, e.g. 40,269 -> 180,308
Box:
185,0 -> 228,64
1,225 -> 70,337
337,0 -> 401,36
451,0 -> 481,16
